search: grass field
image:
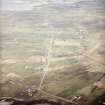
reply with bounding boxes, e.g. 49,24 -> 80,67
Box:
0,0 -> 105,101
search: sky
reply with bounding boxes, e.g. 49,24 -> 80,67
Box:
1,0 -> 35,11
1,0 -> 86,11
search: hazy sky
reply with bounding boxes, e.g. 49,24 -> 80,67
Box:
1,0 -> 35,11
1,0 -> 86,11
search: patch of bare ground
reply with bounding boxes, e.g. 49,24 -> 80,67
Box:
0,95 -> 90,105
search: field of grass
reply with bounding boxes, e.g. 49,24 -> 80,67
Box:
0,0 -> 105,101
